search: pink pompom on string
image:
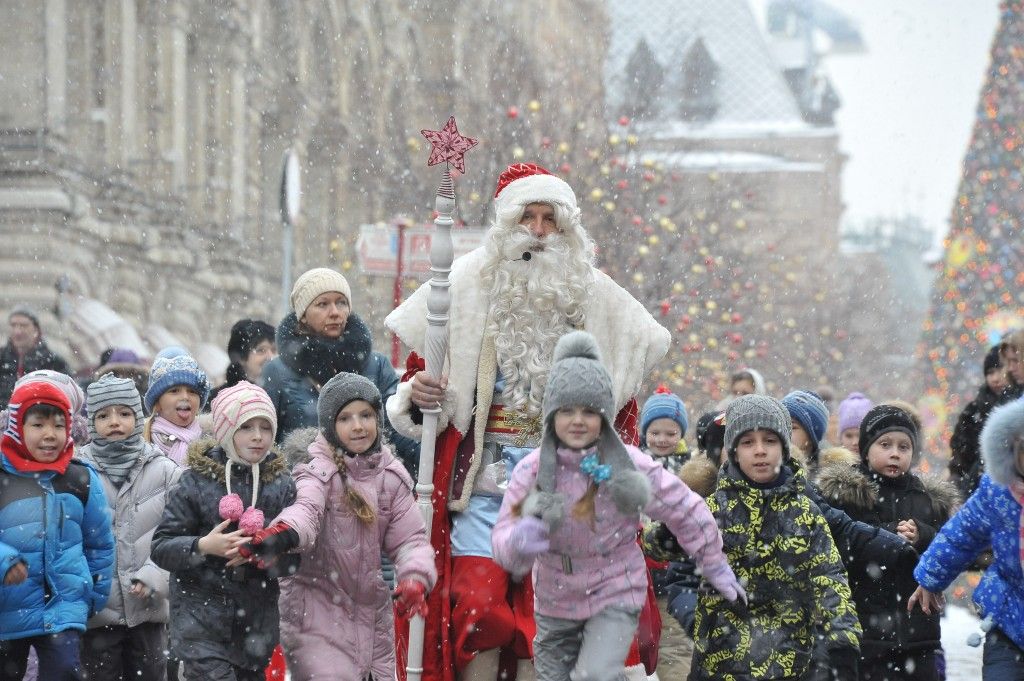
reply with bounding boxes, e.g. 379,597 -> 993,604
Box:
218,493 -> 244,522
239,507 -> 265,536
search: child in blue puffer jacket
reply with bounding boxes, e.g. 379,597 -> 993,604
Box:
0,379 -> 114,680
911,397 -> 1024,677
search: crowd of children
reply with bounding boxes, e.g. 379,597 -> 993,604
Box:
3,318 -> 1024,680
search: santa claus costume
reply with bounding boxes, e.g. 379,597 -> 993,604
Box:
386,163 -> 670,681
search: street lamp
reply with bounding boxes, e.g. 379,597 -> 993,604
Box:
280,148 -> 302,318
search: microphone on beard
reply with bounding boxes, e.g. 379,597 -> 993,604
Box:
512,251 -> 533,262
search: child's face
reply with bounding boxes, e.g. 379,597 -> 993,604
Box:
866,430 -> 913,478
553,406 -> 603,450
840,428 -> 860,454
232,417 -> 274,464
23,411 -> 67,463
154,385 -> 201,427
93,405 -> 136,441
731,379 -> 755,397
334,400 -> 378,455
790,421 -> 811,454
242,340 -> 277,382
734,429 -> 784,484
986,368 -> 1008,394
646,418 -> 682,457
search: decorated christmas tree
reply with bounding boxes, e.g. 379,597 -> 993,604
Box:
919,0 -> 1024,454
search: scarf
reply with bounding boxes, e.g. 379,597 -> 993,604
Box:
276,312 -> 372,387
87,435 -> 146,487
150,416 -> 202,466
1010,478 -> 1024,576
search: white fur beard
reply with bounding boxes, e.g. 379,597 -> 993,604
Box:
482,222 -> 593,417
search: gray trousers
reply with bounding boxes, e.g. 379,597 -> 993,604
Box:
533,607 -> 640,681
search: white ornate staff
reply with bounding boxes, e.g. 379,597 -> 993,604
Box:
406,116 -> 477,681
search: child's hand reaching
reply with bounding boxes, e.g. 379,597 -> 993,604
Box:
3,561 -> 27,586
897,519 -> 918,544
703,560 -> 747,605
511,516 -> 550,558
197,519 -> 249,559
129,580 -> 153,599
393,579 -> 429,619
908,585 -> 945,615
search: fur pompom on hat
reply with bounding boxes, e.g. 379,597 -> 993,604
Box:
981,398 -> 1024,487
640,385 -> 688,441
145,346 -> 211,413
724,394 -> 793,461
290,267 -> 353,318
316,372 -> 383,453
526,331 -> 650,529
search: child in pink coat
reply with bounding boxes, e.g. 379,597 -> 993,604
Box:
241,372 -> 436,681
491,332 -> 743,680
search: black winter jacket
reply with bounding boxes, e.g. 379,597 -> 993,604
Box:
0,340 -> 72,408
151,440 -> 297,670
817,463 -> 960,655
949,384 -> 1003,497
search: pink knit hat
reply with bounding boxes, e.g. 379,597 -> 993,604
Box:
837,392 -> 873,434
210,381 -> 277,534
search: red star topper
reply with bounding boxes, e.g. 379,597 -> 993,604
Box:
421,116 -> 478,174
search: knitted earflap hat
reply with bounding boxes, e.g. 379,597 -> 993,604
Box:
640,384 -> 689,441
1,380 -> 74,473
144,346 -> 211,413
858,403 -> 920,463
724,394 -> 793,461
317,372 -> 383,454
86,373 -> 144,442
781,390 -> 829,445
525,331 -> 650,529
210,381 -> 278,535
290,267 -> 353,318
16,369 -> 84,415
838,392 -> 873,434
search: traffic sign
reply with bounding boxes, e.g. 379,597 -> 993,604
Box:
357,223 -> 486,277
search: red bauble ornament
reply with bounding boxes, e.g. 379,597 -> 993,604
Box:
507,106 -> 519,119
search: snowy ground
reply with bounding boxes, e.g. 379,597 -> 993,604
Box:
943,604 -> 984,680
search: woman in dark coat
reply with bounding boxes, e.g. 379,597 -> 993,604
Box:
260,268 -> 419,475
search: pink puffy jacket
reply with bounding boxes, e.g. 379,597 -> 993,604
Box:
274,429 -> 436,681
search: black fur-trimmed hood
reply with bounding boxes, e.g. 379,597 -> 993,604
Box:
184,437 -> 287,482
276,312 -> 372,387
817,461 -> 961,517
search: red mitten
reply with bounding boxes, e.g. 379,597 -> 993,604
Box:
392,579 -> 428,619
238,522 -> 295,560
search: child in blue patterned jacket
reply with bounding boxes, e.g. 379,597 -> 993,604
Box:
910,397 -> 1024,677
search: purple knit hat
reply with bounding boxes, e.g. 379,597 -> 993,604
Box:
838,392 -> 873,434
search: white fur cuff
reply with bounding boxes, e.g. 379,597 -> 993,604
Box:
386,380 -> 457,441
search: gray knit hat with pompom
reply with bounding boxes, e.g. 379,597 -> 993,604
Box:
523,331 -> 651,529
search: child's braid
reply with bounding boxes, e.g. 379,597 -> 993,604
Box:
332,449 -> 376,525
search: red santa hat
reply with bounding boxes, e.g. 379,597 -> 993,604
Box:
493,162 -> 579,217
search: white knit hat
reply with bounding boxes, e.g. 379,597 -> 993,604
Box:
290,267 -> 353,317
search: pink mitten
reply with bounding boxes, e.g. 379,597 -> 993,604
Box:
218,493 -> 244,522
703,560 -> 747,604
238,507 -> 265,535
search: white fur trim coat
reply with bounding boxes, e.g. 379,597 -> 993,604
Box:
384,246 -> 671,509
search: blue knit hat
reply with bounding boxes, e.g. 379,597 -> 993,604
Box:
144,346 -> 211,413
781,390 -> 829,445
641,384 -> 688,440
